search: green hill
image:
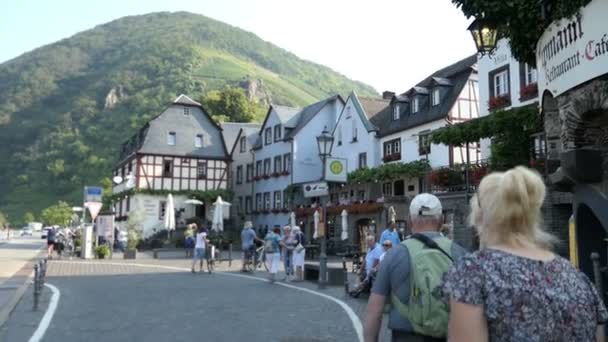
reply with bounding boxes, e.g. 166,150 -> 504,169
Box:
0,12 -> 378,224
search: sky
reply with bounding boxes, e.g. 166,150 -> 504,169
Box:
0,0 -> 476,93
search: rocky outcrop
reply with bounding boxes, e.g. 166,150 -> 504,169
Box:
104,85 -> 125,110
238,78 -> 272,105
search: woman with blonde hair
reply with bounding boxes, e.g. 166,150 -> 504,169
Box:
442,166 -> 607,341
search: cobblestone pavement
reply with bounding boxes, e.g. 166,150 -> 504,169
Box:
1,258 -> 370,342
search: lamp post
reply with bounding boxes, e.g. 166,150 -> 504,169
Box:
316,126 -> 334,289
467,17 -> 499,55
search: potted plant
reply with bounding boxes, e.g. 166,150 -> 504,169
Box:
520,83 -> 538,101
124,229 -> 139,259
488,95 -> 511,110
95,245 -> 111,259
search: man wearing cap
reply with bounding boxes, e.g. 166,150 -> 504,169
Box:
364,193 -> 467,342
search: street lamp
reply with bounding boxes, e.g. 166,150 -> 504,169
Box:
467,17 -> 498,55
316,126 -> 334,289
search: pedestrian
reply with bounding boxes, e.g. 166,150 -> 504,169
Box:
442,166 -> 608,342
364,193 -> 466,342
292,226 -> 306,282
349,234 -> 383,297
241,221 -> 262,272
380,220 -> 401,247
47,227 -> 57,259
191,224 -> 208,273
184,224 -> 195,257
263,226 -> 282,283
379,240 -> 392,263
282,225 -> 296,281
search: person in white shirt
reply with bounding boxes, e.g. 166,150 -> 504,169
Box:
191,224 -> 209,273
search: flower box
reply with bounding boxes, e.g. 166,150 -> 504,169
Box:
263,175 -> 270,180
382,154 -> 400,163
469,165 -> 489,186
430,168 -> 465,188
271,208 -> 281,214
261,209 -> 270,215
281,171 -> 290,176
253,176 -> 261,181
488,95 -> 511,111
271,172 -> 280,178
520,83 -> 538,101
281,208 -> 289,213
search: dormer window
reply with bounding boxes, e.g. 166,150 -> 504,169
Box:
167,132 -> 176,145
411,98 -> 419,113
183,107 -> 190,115
392,104 -> 400,120
431,89 -> 440,106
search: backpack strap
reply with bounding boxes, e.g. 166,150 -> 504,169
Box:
409,233 -> 453,262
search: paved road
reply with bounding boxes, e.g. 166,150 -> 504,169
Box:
2,260 -> 362,342
0,235 -> 45,285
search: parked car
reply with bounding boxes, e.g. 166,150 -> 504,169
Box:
21,227 -> 33,236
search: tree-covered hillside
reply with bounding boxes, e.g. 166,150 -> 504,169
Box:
0,12 -> 378,225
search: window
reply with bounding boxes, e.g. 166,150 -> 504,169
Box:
352,120 -> 358,142
357,190 -> 366,202
494,70 -> 509,96
238,197 -> 243,214
524,64 -> 537,85
195,134 -> 203,148
408,184 -> 415,192
382,182 -> 393,196
196,161 -> 207,179
358,153 -> 367,169
159,201 -> 166,219
163,160 -> 173,177
337,129 -> 342,146
385,141 -> 392,156
383,138 -> 401,161
256,161 -> 262,177
346,105 -> 352,118
274,156 -> 282,173
236,165 -> 243,184
246,164 -> 253,182
274,125 -> 282,142
432,89 -> 440,106
183,107 -> 189,116
394,180 -> 405,196
392,104 -> 400,120
274,191 -> 282,209
411,97 -> 419,113
419,133 -> 431,155
263,158 -> 271,175
255,193 -> 262,210
394,139 -> 401,154
167,132 -> 176,145
265,128 -> 272,145
239,136 -> 246,153
263,192 -> 271,210
283,153 -> 291,173
245,196 -> 252,214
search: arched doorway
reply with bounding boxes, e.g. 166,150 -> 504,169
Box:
355,218 -> 376,253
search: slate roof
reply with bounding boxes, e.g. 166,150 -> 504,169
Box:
371,54 -> 477,138
221,122 -> 260,154
283,95 -> 344,139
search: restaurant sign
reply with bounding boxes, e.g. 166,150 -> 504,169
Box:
537,0 -> 608,97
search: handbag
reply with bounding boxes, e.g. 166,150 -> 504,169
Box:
295,243 -> 304,253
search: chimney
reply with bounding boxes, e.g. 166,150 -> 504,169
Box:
382,91 -> 395,100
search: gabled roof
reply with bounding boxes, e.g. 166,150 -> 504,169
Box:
358,97 -> 390,119
174,94 -> 202,106
334,91 -> 379,133
283,95 -> 344,139
221,122 -> 260,155
371,54 -> 477,137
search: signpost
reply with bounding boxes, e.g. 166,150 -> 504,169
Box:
303,181 -> 330,198
324,157 -> 348,183
82,186 -> 104,258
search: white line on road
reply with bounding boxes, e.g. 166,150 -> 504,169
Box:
29,283 -> 60,342
70,262 -> 364,342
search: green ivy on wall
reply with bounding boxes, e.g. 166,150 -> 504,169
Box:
347,160 -> 429,184
431,104 -> 542,169
451,0 -> 591,65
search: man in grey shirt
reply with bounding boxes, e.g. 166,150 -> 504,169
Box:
364,193 -> 467,342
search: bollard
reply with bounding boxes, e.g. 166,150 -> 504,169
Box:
33,264 -> 40,311
228,243 -> 232,267
591,252 -> 604,296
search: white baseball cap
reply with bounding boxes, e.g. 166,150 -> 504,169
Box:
409,193 -> 442,217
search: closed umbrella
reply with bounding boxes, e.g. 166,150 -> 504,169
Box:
212,196 -> 225,232
313,210 -> 319,239
165,194 -> 175,240
290,212 -> 296,229
341,210 -> 348,241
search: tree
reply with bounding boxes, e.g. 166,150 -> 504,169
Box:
450,0 -> 591,65
41,201 -> 73,226
201,87 -> 266,123
23,212 -> 35,223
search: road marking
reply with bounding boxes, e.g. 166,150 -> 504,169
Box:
75,262 -> 364,342
29,283 -> 60,342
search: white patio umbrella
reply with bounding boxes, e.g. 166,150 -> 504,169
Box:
313,210 -> 319,239
341,209 -> 348,241
165,194 -> 176,240
290,212 -> 296,229
211,196 -> 227,232
184,199 -> 203,205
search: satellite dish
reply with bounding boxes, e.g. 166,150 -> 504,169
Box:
112,176 -> 123,184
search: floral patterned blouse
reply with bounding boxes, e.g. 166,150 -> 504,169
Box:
441,249 -> 608,342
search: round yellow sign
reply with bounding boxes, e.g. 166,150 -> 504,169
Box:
329,160 -> 343,175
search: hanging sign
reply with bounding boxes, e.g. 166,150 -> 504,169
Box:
324,157 -> 347,183
303,181 -> 329,198
537,0 -> 608,97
